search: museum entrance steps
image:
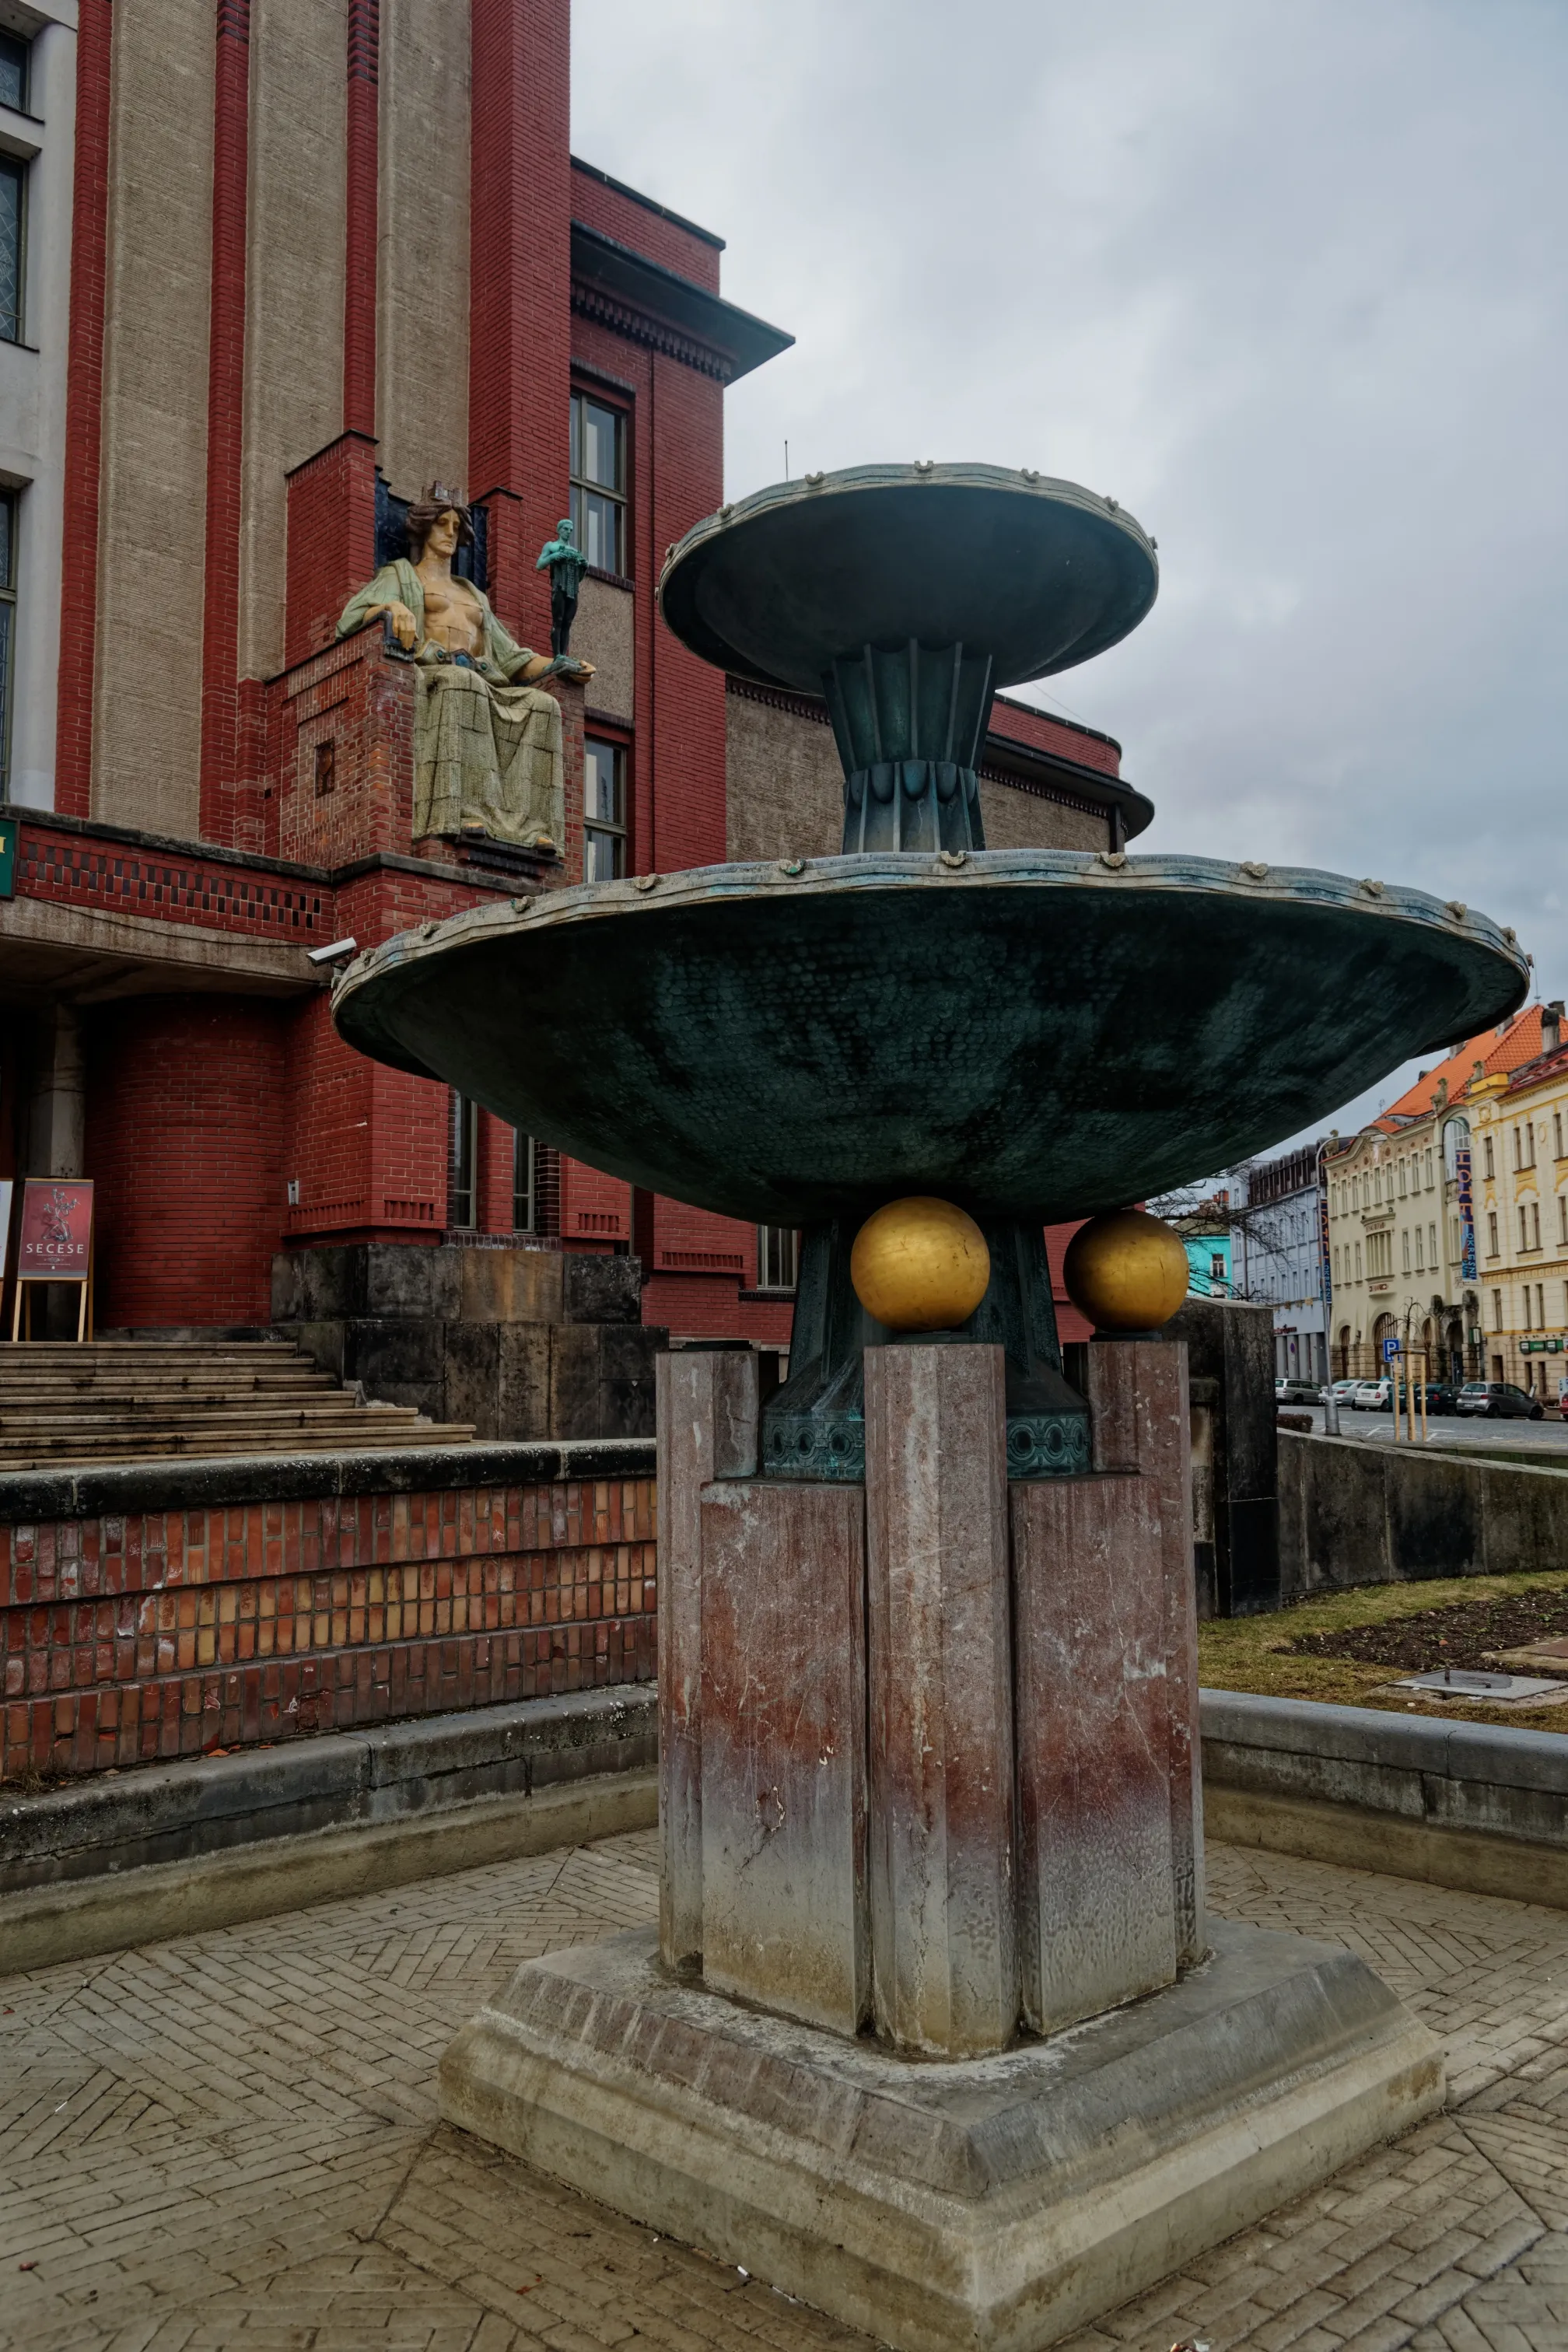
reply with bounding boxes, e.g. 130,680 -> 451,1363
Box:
0,1339 -> 475,1469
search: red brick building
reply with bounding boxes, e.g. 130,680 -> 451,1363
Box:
0,0 -> 1148,1425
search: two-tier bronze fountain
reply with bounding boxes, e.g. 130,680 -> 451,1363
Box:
334,464 -> 1522,2350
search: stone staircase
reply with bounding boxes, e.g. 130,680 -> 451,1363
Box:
0,1339 -> 475,1471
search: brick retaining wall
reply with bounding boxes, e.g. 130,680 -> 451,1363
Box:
1,1443 -> 656,1783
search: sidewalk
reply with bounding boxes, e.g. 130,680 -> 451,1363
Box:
3,1830 -> 1566,2352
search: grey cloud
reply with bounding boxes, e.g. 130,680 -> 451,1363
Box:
573,0 -> 1567,1130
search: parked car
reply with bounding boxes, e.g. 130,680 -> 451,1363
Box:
1419,1382 -> 1460,1416
1457,1381 -> 1544,1419
1328,1378 -> 1360,1408
1276,1380 -> 1322,1409
1353,1378 -> 1391,1410
1559,1375 -> 1568,1422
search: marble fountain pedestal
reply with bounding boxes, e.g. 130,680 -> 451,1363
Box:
439,1339 -> 1442,2351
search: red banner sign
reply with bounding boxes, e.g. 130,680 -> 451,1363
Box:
16,1179 -> 93,1279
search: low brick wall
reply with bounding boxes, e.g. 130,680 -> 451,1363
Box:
2,1440 -> 656,1784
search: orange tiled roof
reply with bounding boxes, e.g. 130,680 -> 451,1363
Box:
1377,1006 -> 1547,1125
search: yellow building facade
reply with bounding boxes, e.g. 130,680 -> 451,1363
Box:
1324,1004 -> 1559,1385
1469,1041 -> 1568,1399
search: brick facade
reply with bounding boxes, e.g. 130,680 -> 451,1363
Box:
5,0 -> 1146,1374
2,1464 -> 656,1782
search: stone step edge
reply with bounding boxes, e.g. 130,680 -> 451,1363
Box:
0,1435 -> 658,1522
0,1766 -> 657,1978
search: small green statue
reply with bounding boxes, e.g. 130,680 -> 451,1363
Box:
536,518 -> 590,658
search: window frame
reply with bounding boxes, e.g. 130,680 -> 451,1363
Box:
582,730 -> 629,882
569,384 -> 631,580
0,30 -> 30,113
513,1131 -> 537,1234
449,1092 -> 480,1230
756,1224 -> 801,1293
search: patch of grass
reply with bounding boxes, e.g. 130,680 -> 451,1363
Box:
1196,1567 -> 1568,1731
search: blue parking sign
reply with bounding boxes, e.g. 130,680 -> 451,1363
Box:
1382,1336 -> 1402,1360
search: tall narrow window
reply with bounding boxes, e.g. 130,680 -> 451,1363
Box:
1429,1221 -> 1437,1269
1560,1195 -> 1568,1248
0,490 -> 15,788
450,1093 -> 479,1229
1493,1289 -> 1503,1331
1533,1202 -> 1543,1250
1488,1210 -> 1499,1257
583,736 -> 627,880
1556,1111 -> 1565,1160
0,156 -> 22,348
0,31 -> 30,110
1484,1134 -> 1495,1179
757,1225 -> 800,1292
569,391 -> 627,576
513,1132 -> 536,1233
1402,1229 -> 1410,1273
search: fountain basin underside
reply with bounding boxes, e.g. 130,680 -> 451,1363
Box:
334,850 -> 1528,1227
441,1920 -> 1442,2352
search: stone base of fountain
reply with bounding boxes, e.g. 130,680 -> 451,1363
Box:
440,1918 -> 1440,2352
438,1339 -> 1443,2345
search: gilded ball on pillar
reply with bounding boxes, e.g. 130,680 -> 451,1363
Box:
850,1196 -> 992,1333
1062,1209 -> 1189,1333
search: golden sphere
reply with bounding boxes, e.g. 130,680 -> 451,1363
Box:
851,1197 -> 992,1333
1062,1209 -> 1189,1332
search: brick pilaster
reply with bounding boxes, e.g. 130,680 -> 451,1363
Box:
198,0 -> 253,845
468,0 -> 571,647
344,0 -> 379,437
283,432 -> 379,670
54,0 -> 114,818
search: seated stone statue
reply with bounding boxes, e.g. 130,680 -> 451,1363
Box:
337,485 -> 593,851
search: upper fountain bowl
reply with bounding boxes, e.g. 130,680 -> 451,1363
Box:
657,463 -> 1158,694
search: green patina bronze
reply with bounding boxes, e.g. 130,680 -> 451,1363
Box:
660,463 -> 1157,856
334,465 -> 1528,1481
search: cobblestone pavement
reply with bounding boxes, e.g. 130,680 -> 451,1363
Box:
3,1833 -> 1566,2352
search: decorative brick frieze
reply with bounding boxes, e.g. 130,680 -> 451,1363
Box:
1,1471 -> 656,1780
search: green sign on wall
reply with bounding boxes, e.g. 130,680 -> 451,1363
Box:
0,813 -> 14,899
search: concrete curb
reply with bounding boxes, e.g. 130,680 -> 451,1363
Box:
1201,1687 -> 1568,1905
0,1682 -> 658,1976
0,1768 -> 657,1977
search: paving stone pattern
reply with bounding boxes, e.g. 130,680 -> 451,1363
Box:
2,1835 -> 1567,2352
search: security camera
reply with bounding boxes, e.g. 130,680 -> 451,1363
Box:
306,936 -> 359,967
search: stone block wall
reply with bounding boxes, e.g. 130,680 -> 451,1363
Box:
1279,1428 -> 1568,1596
271,1240 -> 666,1440
1,1447 -> 656,1784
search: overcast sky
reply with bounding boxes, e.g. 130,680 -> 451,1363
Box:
572,0 -> 1566,1139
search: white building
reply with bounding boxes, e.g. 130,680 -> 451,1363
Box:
1230,1143 -> 1330,1382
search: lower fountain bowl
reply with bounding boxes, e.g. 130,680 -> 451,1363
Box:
332,849 -> 1528,1227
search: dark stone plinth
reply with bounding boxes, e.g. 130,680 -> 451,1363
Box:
271,1238 -> 662,1443
440,1920 -> 1442,2352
